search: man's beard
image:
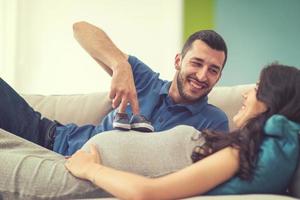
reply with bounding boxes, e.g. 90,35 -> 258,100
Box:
176,72 -> 211,103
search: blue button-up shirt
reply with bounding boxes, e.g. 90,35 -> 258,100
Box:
54,56 -> 229,155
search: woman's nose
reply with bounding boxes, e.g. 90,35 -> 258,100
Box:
242,90 -> 250,99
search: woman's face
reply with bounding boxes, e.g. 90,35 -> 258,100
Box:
233,85 -> 268,128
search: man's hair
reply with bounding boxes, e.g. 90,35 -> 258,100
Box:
181,30 -> 228,68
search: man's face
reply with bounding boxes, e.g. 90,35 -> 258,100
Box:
173,40 -> 225,104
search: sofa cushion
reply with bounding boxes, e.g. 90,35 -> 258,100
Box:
23,92 -> 112,125
207,115 -> 300,195
23,84 -> 254,131
208,84 -> 254,130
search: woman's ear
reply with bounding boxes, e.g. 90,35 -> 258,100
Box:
174,54 -> 182,70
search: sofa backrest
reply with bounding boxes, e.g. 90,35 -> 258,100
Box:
208,84 -> 254,130
23,84 -> 254,131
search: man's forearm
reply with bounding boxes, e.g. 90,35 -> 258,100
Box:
73,21 -> 139,114
73,21 -> 129,76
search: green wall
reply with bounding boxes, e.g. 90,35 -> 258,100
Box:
183,0 -> 214,41
183,0 -> 300,86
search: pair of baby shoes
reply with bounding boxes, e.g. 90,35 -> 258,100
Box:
113,113 -> 154,132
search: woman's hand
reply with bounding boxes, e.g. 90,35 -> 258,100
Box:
65,144 -> 101,180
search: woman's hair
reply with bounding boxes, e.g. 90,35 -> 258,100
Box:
192,63 -> 300,180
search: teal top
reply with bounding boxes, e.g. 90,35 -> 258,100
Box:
207,114 -> 300,195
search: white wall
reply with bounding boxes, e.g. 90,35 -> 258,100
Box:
8,0 -> 182,94
0,0 -> 18,86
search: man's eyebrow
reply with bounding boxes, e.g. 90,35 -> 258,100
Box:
191,57 -> 204,63
211,64 -> 221,71
191,57 -> 222,71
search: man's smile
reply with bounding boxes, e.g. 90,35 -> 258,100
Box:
187,77 -> 208,91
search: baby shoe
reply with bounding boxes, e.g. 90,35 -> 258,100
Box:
113,112 -> 131,130
130,114 -> 154,132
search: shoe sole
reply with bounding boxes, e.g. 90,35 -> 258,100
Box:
113,122 -> 131,130
131,123 -> 154,132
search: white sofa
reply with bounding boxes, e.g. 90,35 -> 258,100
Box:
22,84 -> 298,200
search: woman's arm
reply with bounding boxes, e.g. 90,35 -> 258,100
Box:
65,144 -> 239,200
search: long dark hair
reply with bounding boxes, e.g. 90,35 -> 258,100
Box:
192,63 -> 300,180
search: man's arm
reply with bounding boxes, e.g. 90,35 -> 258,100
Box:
73,21 -> 139,114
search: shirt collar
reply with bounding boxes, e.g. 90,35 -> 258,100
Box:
159,81 -> 171,96
159,81 -> 208,115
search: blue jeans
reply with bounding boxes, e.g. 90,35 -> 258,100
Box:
0,78 -> 56,149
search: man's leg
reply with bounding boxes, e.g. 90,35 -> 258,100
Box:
0,129 -> 110,199
0,78 -> 55,147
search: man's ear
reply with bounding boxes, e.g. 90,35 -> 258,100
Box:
174,54 -> 182,70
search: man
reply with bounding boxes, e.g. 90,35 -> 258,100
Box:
0,21 -> 228,156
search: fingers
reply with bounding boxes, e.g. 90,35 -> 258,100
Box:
112,95 -> 122,109
109,88 -> 116,100
90,144 -> 102,164
109,85 -> 140,114
89,144 -> 99,156
118,97 -> 128,113
109,89 -> 120,109
110,90 -> 127,111
129,94 -> 140,115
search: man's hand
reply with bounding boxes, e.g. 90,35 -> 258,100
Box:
73,22 -> 140,115
109,61 -> 139,114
